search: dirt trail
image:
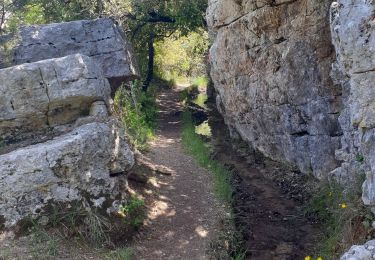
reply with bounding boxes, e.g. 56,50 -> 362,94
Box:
132,88 -> 225,259
132,87 -> 321,260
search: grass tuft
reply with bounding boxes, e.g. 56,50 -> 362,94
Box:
103,247 -> 133,260
181,111 -> 233,203
114,81 -> 158,151
305,175 -> 374,258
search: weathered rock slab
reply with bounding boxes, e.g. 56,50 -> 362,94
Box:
0,54 -> 111,143
0,121 -> 134,228
1,18 -> 138,89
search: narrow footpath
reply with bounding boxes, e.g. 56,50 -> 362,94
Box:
132,86 -> 322,260
132,88 -> 225,259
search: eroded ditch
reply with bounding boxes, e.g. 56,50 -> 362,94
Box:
190,92 -> 322,259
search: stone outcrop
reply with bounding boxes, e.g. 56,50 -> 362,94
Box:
0,19 -> 136,229
329,1 -> 375,206
341,239 -> 375,260
207,0 -> 341,178
0,18 -> 138,91
0,54 -> 111,144
0,121 -> 133,228
208,1 -> 375,255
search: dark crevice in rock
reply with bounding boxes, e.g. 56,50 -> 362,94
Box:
39,67 -> 51,127
353,67 -> 375,74
290,131 -> 309,137
10,100 -> 15,111
273,37 -> 287,44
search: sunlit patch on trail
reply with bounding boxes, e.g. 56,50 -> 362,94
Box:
195,120 -> 211,137
150,137 -> 177,148
195,226 -> 208,238
147,199 -> 175,221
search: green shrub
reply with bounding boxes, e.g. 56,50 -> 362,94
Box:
154,30 -> 209,84
192,76 -> 209,88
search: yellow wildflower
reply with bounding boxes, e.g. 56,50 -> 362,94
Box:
339,203 -> 347,209
117,210 -> 126,218
317,257 -> 322,260
304,256 -> 311,260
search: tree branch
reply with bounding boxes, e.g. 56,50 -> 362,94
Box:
122,11 -> 175,24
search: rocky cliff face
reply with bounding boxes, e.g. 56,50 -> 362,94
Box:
329,1 -> 375,206
208,0 -> 342,178
0,19 -> 136,229
208,0 -> 375,205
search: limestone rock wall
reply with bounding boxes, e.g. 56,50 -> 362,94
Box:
208,0 -> 341,178
208,0 -> 375,205
329,1 -> 375,206
0,19 -> 137,229
208,0 -> 375,256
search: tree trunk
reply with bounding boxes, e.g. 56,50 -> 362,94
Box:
143,32 -> 155,92
95,0 -> 103,15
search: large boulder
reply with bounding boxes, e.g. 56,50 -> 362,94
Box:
207,0 -> 341,178
0,53 -> 135,228
0,54 -> 111,145
1,18 -> 138,91
0,121 -> 134,228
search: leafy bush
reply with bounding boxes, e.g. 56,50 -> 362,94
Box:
155,30 -> 209,83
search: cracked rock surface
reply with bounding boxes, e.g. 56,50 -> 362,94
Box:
0,54 -> 111,144
1,18 -> 138,91
341,240 -> 375,260
207,0 -> 341,178
0,121 -> 133,228
329,0 -> 375,207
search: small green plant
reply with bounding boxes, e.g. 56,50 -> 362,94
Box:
180,84 -> 199,103
0,138 -> 5,149
192,76 -> 209,88
118,196 -> 146,228
193,93 -> 208,109
356,153 -> 365,163
36,202 -> 113,247
114,81 -> 158,150
84,209 -> 112,246
29,221 -> 60,258
305,175 -> 372,258
104,247 -> 133,260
